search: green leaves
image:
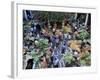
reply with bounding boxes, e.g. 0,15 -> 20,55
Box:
35,38 -> 48,49
62,52 -> 75,64
32,38 -> 49,62
62,51 -> 91,66
32,11 -> 74,22
31,50 -> 39,61
79,52 -> 91,66
76,29 -> 89,40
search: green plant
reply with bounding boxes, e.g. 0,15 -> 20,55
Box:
79,52 -> 91,66
32,38 -> 49,65
76,29 -> 89,40
31,50 -> 39,62
62,52 -> 75,64
35,38 -> 48,49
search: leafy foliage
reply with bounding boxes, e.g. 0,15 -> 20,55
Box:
32,38 -> 49,62
79,52 -> 91,66
76,29 -> 89,40
35,38 -> 48,49
32,11 -> 74,22
62,52 -> 75,64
